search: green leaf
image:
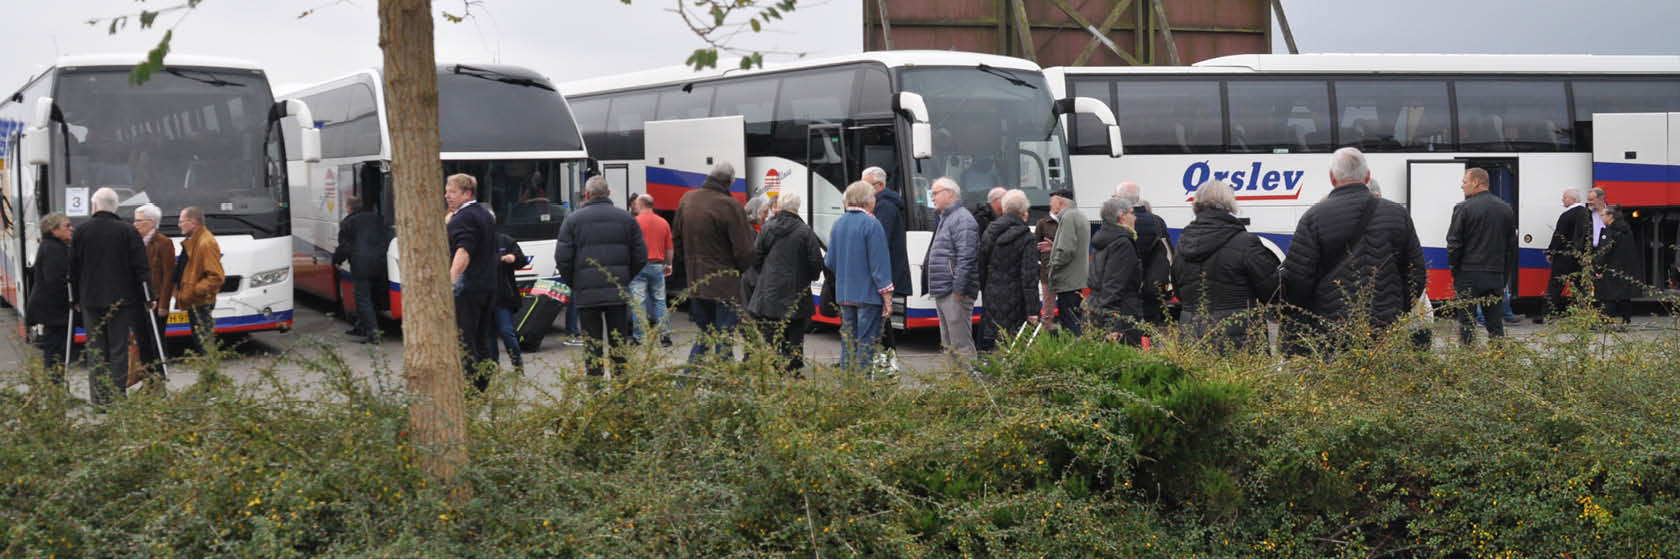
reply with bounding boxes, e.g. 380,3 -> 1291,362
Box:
749,18 -> 760,32
766,6 -> 780,19
139,10 -> 158,29
710,4 -> 725,26
130,30 -> 172,86
441,11 -> 464,23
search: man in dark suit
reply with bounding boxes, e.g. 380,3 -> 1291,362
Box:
1536,187 -> 1591,323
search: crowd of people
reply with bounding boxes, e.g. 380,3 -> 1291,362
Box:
32,148 -> 1658,400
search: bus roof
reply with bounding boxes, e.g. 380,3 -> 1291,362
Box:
1050,53 -> 1680,75
52,53 -> 265,72
278,63 -> 556,98
561,50 -> 1042,96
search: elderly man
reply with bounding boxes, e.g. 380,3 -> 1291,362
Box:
555,176 -> 647,379
1537,188 -> 1591,322
175,206 -> 225,358
69,188 -> 150,406
827,181 -> 895,374
971,186 -> 1006,245
864,166 -> 910,359
1115,181 -> 1173,324
445,173 -> 498,388
1280,148 -> 1427,355
629,194 -> 674,347
133,203 -> 174,385
674,161 -> 756,363
923,177 -> 980,359
1040,189 -> 1090,334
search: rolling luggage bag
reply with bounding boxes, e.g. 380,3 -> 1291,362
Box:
515,279 -> 570,352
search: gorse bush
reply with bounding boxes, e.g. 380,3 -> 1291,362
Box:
3,301 -> 1680,557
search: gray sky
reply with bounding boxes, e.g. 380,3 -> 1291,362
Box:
6,0 -> 1678,95
1272,0 -> 1680,55
3,0 -> 861,93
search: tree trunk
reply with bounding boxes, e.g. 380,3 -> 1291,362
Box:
378,0 -> 467,484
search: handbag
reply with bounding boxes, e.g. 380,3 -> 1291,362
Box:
125,334 -> 143,388
818,267 -> 839,318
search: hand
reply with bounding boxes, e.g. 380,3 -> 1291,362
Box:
881,294 -> 893,318
1027,315 -> 1039,325
156,306 -> 167,317
1106,332 -> 1121,342
1036,240 -> 1051,253
500,254 -> 516,263
663,264 -> 673,277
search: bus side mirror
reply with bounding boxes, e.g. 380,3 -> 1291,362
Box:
1056,96 -> 1124,158
23,97 -> 54,166
895,91 -> 932,160
276,99 -> 323,163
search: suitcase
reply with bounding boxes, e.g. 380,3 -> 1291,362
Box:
514,279 -> 570,351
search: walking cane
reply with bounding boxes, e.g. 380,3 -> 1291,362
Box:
62,281 -> 75,376
140,281 -> 170,380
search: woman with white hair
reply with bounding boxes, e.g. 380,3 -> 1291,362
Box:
1086,197 -> 1142,344
745,191 -> 824,372
1171,179 -> 1279,350
825,181 -> 895,374
975,189 -> 1039,350
132,203 -> 175,387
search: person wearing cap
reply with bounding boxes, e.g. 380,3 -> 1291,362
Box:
1038,188 -> 1090,334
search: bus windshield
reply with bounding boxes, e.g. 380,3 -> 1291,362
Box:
52,67 -> 280,236
898,67 -> 1069,211
442,159 -> 585,241
437,66 -> 584,153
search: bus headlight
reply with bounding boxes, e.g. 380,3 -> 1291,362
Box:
247,267 -> 291,288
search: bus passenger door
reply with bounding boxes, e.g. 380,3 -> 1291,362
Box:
1407,160 -> 1467,300
805,123 -> 849,243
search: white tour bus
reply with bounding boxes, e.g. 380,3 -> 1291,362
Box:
564,51 -> 1121,329
282,64 -> 589,320
1,54 -> 321,340
1049,54 -> 1680,301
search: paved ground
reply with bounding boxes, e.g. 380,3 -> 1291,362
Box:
2,295 -> 1676,402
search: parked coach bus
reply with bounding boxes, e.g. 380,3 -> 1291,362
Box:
564,51 -> 1122,329
282,64 -> 589,320
1049,53 -> 1680,300
1,54 -> 320,340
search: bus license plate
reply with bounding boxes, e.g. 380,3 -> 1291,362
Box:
167,311 -> 187,325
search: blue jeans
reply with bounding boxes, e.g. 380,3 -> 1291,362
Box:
565,298 -> 580,335
840,303 -> 884,373
484,305 -> 521,367
629,262 -> 667,341
687,298 -> 739,363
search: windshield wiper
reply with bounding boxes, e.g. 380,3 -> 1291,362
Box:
451,64 -> 556,92
975,64 -> 1036,89
202,212 -> 274,235
165,68 -> 243,88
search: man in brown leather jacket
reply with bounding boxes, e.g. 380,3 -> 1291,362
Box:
174,206 -> 225,356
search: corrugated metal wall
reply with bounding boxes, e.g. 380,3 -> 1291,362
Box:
864,0 -> 1270,66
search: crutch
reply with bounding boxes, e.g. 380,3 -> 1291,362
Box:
139,280 -> 170,380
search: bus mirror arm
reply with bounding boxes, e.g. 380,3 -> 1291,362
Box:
22,97 -> 55,167
275,99 -> 323,163
894,92 -> 933,160
1058,96 -> 1124,158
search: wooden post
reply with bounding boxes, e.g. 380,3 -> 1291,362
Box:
378,0 -> 468,487
1151,0 -> 1182,66
1011,0 -> 1036,62
1272,0 -> 1300,54
875,0 -> 894,50
1071,0 -> 1139,66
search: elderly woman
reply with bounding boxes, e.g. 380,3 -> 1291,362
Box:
26,213 -> 73,372
825,181 -> 894,374
746,191 -> 825,372
133,203 -> 175,384
976,189 -> 1039,350
1086,197 -> 1141,343
1171,179 -> 1280,350
1593,206 -> 1639,327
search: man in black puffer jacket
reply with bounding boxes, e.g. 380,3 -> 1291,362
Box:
1281,148 -> 1427,354
1173,179 -> 1280,351
746,192 -> 825,371
555,176 -> 647,378
976,189 -> 1040,350
1087,198 -> 1142,344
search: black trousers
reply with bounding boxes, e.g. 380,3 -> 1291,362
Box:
183,304 -> 215,357
1055,291 -> 1084,335
1454,271 -> 1506,344
579,304 -> 631,377
1542,261 -> 1580,317
456,290 -> 494,389
38,323 -> 69,380
754,312 -> 811,372
83,304 -> 140,406
134,311 -> 169,380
